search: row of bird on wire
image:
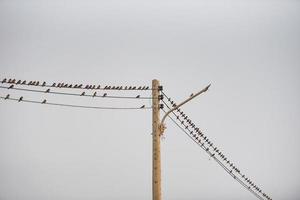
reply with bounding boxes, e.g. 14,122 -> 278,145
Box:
162,94 -> 271,200
0,84 -> 162,100
0,93 -> 149,110
1,78 -> 151,90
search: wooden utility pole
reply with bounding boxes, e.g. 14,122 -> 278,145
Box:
152,79 -> 161,200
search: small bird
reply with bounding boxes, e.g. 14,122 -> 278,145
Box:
1,78 -> 7,83
85,85 -> 89,89
45,88 -> 50,93
92,92 -> 97,97
8,84 -> 14,89
11,79 -> 16,83
68,84 -> 72,88
4,94 -> 10,99
28,81 -> 33,85
32,81 -> 36,85
18,96 -> 23,102
138,86 -> 142,90
140,105 -> 145,109
145,86 -> 149,90
78,84 -> 83,88
21,80 -> 26,85
57,83 -> 61,87
132,86 -> 136,90
74,84 -> 78,88
35,81 -> 39,86
80,92 -> 85,96
96,85 -> 101,89
103,93 -> 107,97
51,83 -> 56,87
16,80 -> 21,84
136,95 -> 140,98
124,86 -> 128,90
42,81 -> 46,86
42,99 -> 47,104
190,93 -> 194,97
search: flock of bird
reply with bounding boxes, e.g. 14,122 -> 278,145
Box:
1,78 -> 151,90
162,95 -> 272,200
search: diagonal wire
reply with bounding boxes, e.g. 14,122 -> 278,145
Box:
162,108 -> 265,200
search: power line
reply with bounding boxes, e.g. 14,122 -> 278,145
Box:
162,108 -> 266,200
0,85 -> 159,100
1,78 -> 154,91
161,92 -> 272,200
0,94 -> 152,110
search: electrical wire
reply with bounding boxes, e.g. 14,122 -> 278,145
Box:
0,85 -> 156,100
1,78 -> 153,91
161,92 -> 272,200
162,108 -> 265,200
0,95 -> 152,110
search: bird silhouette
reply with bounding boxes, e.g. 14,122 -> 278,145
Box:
16,80 -> 21,84
68,84 -> 72,88
42,81 -> 46,86
52,83 -> 56,87
97,85 -> 101,89
35,81 -> 39,86
190,93 -> 194,97
92,92 -> 97,97
136,95 -> 140,98
32,81 -> 36,85
42,99 -> 47,104
103,93 -> 107,97
21,80 -> 26,85
18,96 -> 23,102
28,81 -> 33,85
11,79 -> 16,83
78,84 -> 83,88
45,89 -> 50,93
8,84 -> 14,89
140,105 -> 145,108
1,78 -> 7,83
4,94 -> 10,99
74,84 -> 78,88
80,92 -> 85,96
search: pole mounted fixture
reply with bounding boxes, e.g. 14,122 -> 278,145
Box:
159,84 -> 211,135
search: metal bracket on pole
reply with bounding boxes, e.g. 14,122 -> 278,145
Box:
159,84 -> 211,135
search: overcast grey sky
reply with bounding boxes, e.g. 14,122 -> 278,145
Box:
0,0 -> 299,199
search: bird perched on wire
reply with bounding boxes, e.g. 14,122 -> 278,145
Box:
103,93 -> 107,97
136,95 -> 140,98
18,96 -> 23,102
45,88 -> 50,93
41,99 -> 47,104
92,92 -> 97,97
4,94 -> 10,99
16,80 -> 21,84
140,105 -> 145,108
1,78 -> 7,83
190,93 -> 194,97
42,81 -> 46,86
80,92 -> 85,96
8,84 -> 14,89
